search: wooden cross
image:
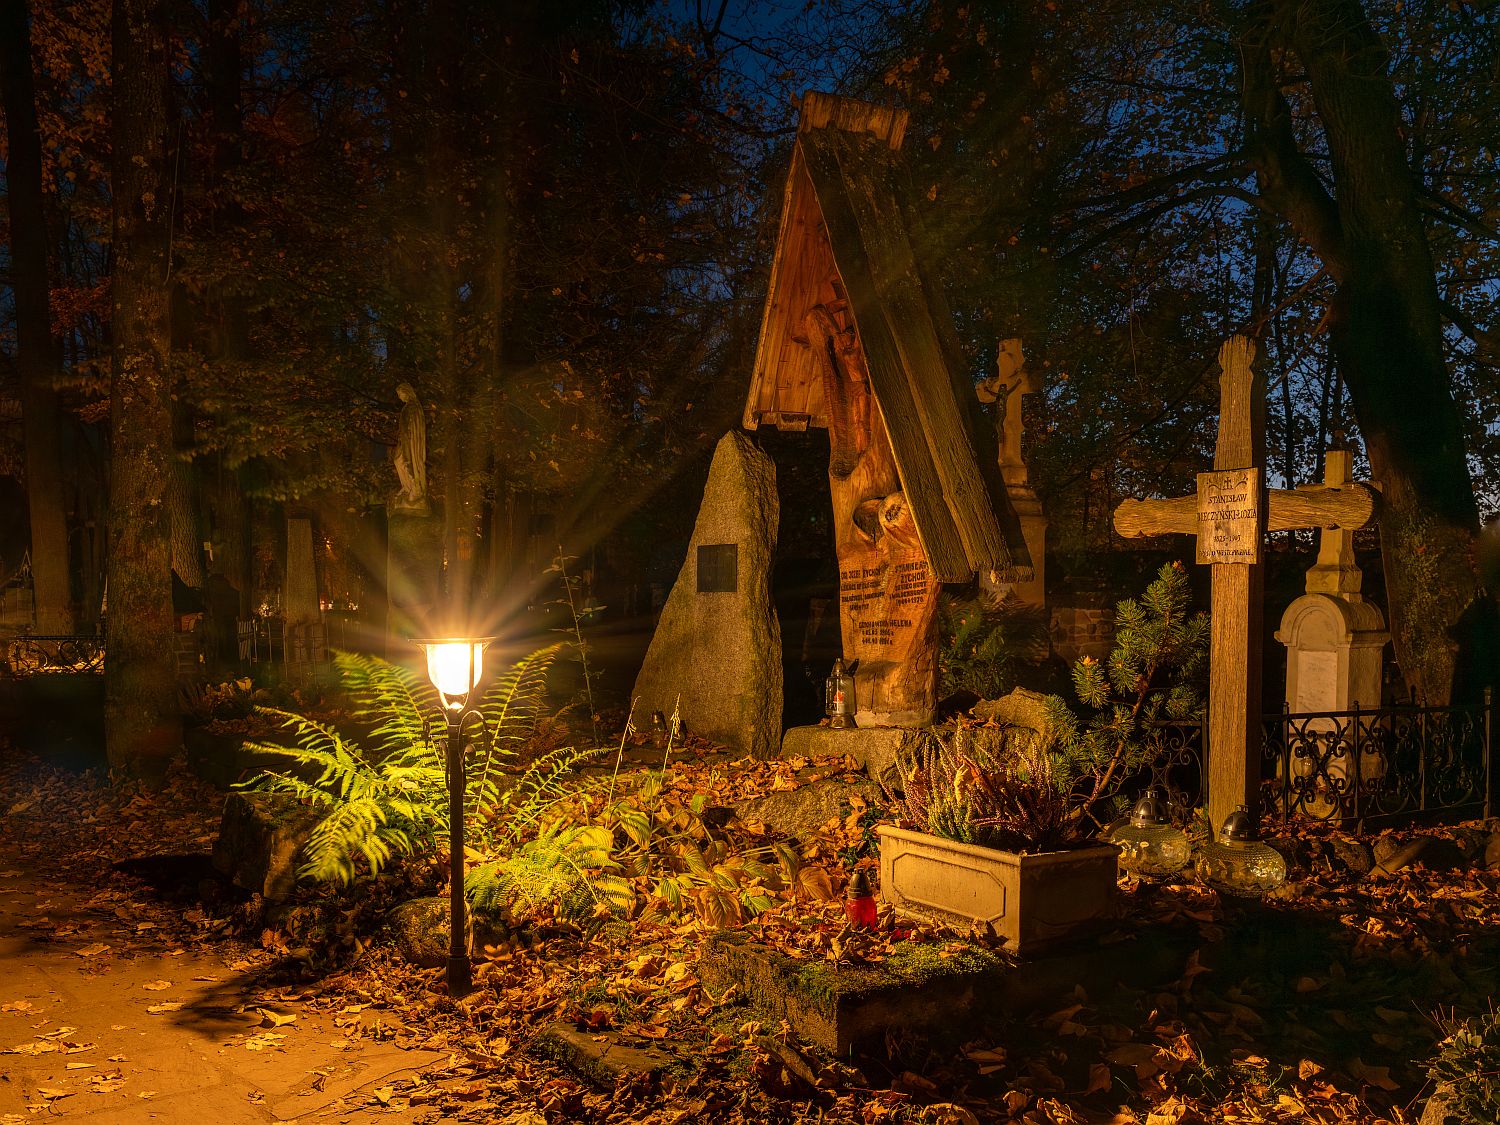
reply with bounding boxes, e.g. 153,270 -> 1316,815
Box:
1113,337 -> 1378,830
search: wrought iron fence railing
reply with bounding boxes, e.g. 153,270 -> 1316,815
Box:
1260,693 -> 1492,828
2,634 -> 107,676
1135,690 -> 1493,830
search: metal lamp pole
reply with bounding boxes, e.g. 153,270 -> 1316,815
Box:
416,637 -> 492,998
445,709 -> 471,997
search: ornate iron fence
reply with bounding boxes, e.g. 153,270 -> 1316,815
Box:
2,634 -> 106,676
1260,692 -> 1492,828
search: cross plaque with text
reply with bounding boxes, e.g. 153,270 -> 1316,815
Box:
1113,336 -> 1379,831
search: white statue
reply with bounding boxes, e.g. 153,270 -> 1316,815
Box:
391,382 -> 429,514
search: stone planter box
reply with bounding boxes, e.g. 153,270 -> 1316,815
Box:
877,825 -> 1119,954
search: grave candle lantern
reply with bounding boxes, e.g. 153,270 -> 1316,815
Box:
1111,787 -> 1191,877
825,657 -> 855,729
844,869 -> 877,929
1194,806 -> 1287,897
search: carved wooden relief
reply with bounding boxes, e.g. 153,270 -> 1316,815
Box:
803,280 -> 940,726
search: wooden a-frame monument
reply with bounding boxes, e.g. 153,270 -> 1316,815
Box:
743,92 -> 1030,726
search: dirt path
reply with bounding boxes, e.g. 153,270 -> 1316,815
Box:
0,843 -> 448,1124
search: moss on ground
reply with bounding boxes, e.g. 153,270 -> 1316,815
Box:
789,939 -> 1009,1007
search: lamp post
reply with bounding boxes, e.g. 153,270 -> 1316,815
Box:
415,636 -> 492,996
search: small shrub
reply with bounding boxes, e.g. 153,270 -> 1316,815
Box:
937,592 -> 1048,700
1426,1009 -> 1500,1124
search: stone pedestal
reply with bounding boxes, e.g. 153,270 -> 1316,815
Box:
988,487 -> 1046,609
386,511 -> 441,646
632,432 -> 782,759
1276,593 -> 1388,717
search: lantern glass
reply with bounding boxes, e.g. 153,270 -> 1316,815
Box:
1194,839 -> 1287,896
418,639 -> 490,709
1111,788 -> 1190,877
825,658 -> 855,729
1114,823 -> 1192,877
1193,807 -> 1287,896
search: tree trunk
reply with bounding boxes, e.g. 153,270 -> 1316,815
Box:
106,0 -> 181,775
1241,0 -> 1487,703
0,0 -> 75,633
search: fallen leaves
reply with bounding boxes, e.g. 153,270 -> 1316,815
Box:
142,979 -> 173,991
145,1001 -> 183,1014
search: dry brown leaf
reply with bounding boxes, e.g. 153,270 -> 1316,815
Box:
142,980 -> 172,991
145,1002 -> 183,1014
1348,1058 -> 1400,1091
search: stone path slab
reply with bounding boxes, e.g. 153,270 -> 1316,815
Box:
0,847 -> 444,1124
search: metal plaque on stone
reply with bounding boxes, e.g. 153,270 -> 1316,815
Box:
696,544 -> 738,593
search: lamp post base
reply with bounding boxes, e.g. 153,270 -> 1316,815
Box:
446,956 -> 472,997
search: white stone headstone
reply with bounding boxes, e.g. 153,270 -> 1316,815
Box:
1275,451 -> 1389,722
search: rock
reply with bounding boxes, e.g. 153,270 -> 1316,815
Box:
211,792 -> 324,900
1372,834 -> 1407,866
1419,1082 -> 1459,1125
1265,836 -> 1310,873
1326,837 -> 1375,878
387,896 -> 511,969
971,687 -> 1063,747
733,776 -> 883,840
530,1022 -> 668,1089
1485,831 -> 1500,870
631,432 -> 782,759
1367,837 -> 1429,879
778,725 -> 923,790
1412,834 -> 1467,872
1448,827 -> 1486,863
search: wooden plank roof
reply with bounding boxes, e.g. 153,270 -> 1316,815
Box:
743,92 -> 1030,584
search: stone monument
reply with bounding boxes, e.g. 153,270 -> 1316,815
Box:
978,339 -> 1046,610
631,432 -> 782,759
1275,449 -> 1389,719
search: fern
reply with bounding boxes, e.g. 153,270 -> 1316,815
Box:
240,708 -> 446,884
238,645 -> 601,893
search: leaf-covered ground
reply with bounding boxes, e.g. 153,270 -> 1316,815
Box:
2,743 -> 1496,1124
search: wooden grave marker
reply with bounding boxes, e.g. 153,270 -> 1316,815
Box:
1113,337 -> 1378,830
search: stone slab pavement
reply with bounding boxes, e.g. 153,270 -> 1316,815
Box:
0,844 -> 447,1124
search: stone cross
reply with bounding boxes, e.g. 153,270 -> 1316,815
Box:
1303,449 -> 1364,598
1113,337 -> 1378,830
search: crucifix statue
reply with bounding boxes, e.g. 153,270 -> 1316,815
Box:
1113,337 -> 1378,830
977,338 -> 1046,608
978,338 -> 1040,490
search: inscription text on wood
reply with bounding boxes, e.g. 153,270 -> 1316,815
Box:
1196,469 -> 1262,565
